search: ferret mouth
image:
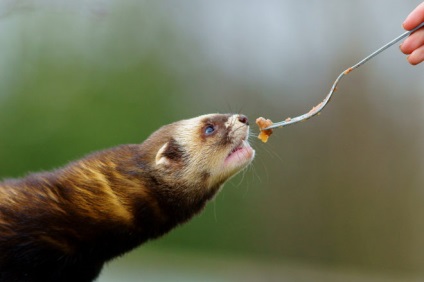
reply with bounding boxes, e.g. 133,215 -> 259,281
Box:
225,139 -> 255,165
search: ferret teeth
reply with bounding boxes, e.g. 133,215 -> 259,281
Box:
228,143 -> 242,157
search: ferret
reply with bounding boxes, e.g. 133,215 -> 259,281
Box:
0,113 -> 255,282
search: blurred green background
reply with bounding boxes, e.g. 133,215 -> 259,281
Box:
1,1 -> 424,281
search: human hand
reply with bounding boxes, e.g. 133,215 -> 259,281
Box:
401,2 -> 424,65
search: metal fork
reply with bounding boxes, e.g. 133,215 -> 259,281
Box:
264,22 -> 424,130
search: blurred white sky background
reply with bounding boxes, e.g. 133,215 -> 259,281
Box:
0,0 -> 422,90
163,0 -> 415,85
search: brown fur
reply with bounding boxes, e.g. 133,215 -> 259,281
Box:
0,113 -> 254,282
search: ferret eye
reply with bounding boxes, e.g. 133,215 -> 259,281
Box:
204,125 -> 215,135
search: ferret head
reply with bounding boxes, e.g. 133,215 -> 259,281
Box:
143,113 -> 255,192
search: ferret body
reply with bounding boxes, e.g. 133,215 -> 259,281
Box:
0,113 -> 255,282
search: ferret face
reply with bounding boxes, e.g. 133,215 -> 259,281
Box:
151,113 -> 255,189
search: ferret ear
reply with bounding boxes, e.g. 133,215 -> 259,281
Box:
155,143 -> 171,166
155,138 -> 184,167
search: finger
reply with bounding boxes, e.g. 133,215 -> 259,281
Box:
400,28 -> 424,54
403,2 -> 424,30
407,45 -> 424,65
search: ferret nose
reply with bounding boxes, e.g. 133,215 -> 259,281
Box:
238,115 -> 249,125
